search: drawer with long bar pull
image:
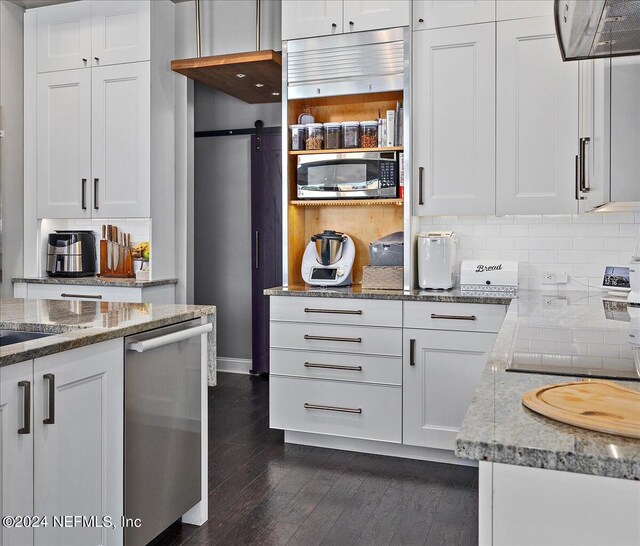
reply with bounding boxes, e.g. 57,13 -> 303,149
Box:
270,321 -> 402,356
270,376 -> 401,443
403,301 -> 507,333
270,296 -> 402,327
270,349 -> 401,385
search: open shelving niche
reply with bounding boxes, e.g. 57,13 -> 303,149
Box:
285,90 -> 410,287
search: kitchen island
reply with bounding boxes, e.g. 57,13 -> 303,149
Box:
456,291 -> 640,546
0,298 -> 215,546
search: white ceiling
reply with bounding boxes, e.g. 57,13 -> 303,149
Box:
7,0 -> 189,8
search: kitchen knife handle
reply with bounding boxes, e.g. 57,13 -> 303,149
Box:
94,178 -> 99,209
409,338 -> 416,366
579,137 -> 590,192
43,374 -> 55,425
18,381 -> 31,435
81,178 -> 87,210
418,166 -> 424,205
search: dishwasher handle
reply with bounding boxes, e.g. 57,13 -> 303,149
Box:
127,323 -> 212,353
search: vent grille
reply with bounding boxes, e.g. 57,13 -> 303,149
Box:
592,0 -> 640,57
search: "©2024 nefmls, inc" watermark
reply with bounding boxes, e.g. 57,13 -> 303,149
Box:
2,515 -> 142,530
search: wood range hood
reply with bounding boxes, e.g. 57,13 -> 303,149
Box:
171,0 -> 281,104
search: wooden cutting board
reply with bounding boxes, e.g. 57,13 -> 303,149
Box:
522,380 -> 640,439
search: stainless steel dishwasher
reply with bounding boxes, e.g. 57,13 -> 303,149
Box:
124,319 -> 211,546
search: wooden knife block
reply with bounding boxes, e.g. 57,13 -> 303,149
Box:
100,240 -> 135,278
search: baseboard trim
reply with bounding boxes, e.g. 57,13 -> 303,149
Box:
216,357 -> 252,375
284,430 -> 477,467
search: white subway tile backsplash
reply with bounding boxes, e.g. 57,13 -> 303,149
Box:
420,211 -> 639,292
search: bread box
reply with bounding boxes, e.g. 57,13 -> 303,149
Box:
460,260 -> 518,293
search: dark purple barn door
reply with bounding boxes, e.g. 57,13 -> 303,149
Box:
250,133 -> 282,374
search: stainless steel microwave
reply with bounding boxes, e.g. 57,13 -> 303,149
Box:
297,151 -> 398,199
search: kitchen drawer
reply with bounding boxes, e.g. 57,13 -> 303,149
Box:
270,376 -> 401,443
270,349 -> 401,385
270,322 -> 402,356
27,283 -> 142,303
403,301 -> 507,333
270,296 -> 402,327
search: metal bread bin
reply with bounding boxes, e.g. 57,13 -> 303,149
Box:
369,231 -> 404,267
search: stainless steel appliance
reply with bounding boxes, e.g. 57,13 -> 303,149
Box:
297,151 -> 398,199
125,319 -> 211,545
301,230 -> 355,287
555,0 -> 640,61
46,230 -> 96,277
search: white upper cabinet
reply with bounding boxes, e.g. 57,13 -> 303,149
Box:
413,23 -> 496,216
413,0 -> 495,30
36,1 -> 92,72
92,62 -> 151,218
496,0 -> 553,21
344,0 -> 410,33
91,0 -> 151,67
282,0 -> 343,40
37,69 -> 92,219
496,16 -> 579,215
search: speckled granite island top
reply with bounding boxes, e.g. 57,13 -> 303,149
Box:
456,291 -> 640,481
0,298 -> 215,367
264,285 -> 515,305
12,276 -> 178,288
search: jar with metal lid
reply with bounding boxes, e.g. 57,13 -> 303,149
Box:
360,121 -> 378,148
290,124 -> 306,151
323,122 -> 342,150
341,121 -> 360,148
305,123 -> 324,150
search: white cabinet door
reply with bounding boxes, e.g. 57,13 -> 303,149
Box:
91,0 -> 151,67
36,1 -> 92,72
496,17 -> 579,215
36,69 -> 92,219
403,329 -> 495,450
282,0 -> 343,40
91,62 -> 151,218
1,361 -> 34,546
33,339 -> 123,546
344,0 -> 410,33
496,0 -> 553,21
413,0 -> 495,31
413,23 -> 496,216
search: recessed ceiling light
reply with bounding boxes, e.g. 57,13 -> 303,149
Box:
236,73 -> 246,78
271,92 -> 280,96
255,83 -> 264,88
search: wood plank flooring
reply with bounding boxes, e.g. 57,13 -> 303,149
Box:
155,373 -> 479,546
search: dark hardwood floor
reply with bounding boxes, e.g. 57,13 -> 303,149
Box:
157,373 -> 479,546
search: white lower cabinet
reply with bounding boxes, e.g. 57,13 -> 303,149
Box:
0,340 -> 124,546
14,282 -> 176,304
402,328 -> 497,450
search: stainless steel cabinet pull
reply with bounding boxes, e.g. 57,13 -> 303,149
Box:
304,362 -> 362,372
127,323 -> 213,353
304,334 -> 362,343
81,178 -> 87,210
409,339 -> 416,366
418,166 -> 424,205
331,22 -> 337,28
579,137 -> 590,192
304,308 -> 362,315
94,57 -> 100,62
349,20 -> 354,25
43,373 -> 55,425
430,313 -> 477,321
575,155 -> 582,200
255,231 -> 259,269
418,18 -> 424,23
18,381 -> 31,435
304,403 -> 362,414
93,178 -> 99,209
60,293 -> 103,299
82,58 -> 88,62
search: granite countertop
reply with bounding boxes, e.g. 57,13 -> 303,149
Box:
0,298 -> 215,367
264,284 -> 515,305
455,291 -> 640,481
12,276 -> 178,288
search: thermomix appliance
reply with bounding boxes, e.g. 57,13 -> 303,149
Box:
301,230 -> 355,287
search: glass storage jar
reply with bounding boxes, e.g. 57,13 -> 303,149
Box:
305,123 -> 324,150
360,121 -> 378,148
323,122 -> 342,149
290,124 -> 306,151
341,121 -> 360,148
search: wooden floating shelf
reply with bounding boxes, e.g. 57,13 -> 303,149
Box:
290,199 -> 404,206
288,146 -> 403,156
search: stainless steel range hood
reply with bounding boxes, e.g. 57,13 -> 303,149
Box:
555,0 -> 640,61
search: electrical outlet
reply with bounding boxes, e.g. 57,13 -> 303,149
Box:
541,271 -> 568,284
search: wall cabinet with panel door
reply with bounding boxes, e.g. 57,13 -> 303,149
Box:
413,22 -> 496,216
496,16 -> 579,215
282,0 -> 409,41
1,360 -> 34,546
37,0 -> 150,73
413,0 -> 495,31
496,0 -> 553,21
